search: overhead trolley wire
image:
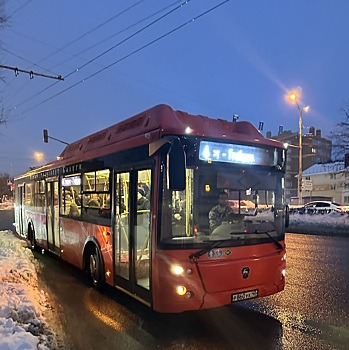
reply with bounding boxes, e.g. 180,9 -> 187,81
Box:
1,47 -> 59,75
16,0 -> 230,117
64,0 -> 193,79
7,0 -> 34,17
4,0 -> 146,108
12,0 -> 190,110
36,0 -> 147,65
50,0 -> 184,72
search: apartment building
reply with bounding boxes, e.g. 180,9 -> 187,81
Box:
267,126 -> 332,202
302,159 -> 349,205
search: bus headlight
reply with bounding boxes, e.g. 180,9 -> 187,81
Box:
171,265 -> 184,275
176,285 -> 187,296
282,269 -> 286,277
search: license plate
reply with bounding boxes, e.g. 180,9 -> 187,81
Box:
232,289 -> 258,302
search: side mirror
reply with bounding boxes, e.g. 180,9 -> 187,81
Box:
167,138 -> 186,191
285,205 -> 290,228
149,137 -> 186,191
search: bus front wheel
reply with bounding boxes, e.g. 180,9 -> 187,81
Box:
86,245 -> 105,290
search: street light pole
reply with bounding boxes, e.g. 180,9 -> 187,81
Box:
286,90 -> 309,206
296,102 -> 303,205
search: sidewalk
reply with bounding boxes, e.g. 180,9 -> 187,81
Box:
0,230 -> 66,349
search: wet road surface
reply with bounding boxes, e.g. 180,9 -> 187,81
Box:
1,210 -> 348,349
35,233 -> 349,350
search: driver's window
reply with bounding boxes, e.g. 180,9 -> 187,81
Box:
171,169 -> 194,237
160,169 -> 194,241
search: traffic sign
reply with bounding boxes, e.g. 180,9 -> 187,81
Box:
302,179 -> 313,191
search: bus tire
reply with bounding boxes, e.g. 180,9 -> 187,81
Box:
28,224 -> 36,250
86,245 -> 105,290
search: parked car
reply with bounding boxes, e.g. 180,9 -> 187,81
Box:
298,201 -> 341,214
228,200 -> 253,212
338,205 -> 349,214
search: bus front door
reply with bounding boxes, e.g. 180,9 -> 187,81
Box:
114,169 -> 152,306
18,185 -> 26,235
46,181 -> 60,255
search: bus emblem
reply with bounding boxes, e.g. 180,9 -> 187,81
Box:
215,249 -> 223,258
242,267 -> 250,279
208,250 -> 215,258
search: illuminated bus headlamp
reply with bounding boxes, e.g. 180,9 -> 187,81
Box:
176,286 -> 194,298
176,285 -> 187,296
171,265 -> 193,276
282,269 -> 286,277
171,265 -> 184,275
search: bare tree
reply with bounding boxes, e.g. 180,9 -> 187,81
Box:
0,0 -> 6,28
0,172 -> 11,196
330,105 -> 349,161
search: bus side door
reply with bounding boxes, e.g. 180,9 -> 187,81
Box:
114,168 -> 152,306
46,180 -> 60,254
18,184 -> 26,236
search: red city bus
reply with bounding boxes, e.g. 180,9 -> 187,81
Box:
14,104 -> 288,313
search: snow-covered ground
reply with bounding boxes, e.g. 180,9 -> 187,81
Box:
0,230 -> 61,350
0,201 -> 14,211
288,211 -> 349,236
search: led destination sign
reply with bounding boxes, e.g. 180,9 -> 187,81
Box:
199,141 -> 279,166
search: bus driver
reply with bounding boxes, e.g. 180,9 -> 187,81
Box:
209,191 -> 234,233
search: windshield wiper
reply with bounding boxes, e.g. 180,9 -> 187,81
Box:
189,240 -> 225,260
260,230 -> 283,250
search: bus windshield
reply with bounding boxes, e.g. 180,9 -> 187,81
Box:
160,164 -> 285,247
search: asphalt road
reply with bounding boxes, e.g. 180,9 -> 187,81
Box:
0,208 -> 15,231
1,209 -> 348,349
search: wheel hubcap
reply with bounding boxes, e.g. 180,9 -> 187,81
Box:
89,254 -> 97,278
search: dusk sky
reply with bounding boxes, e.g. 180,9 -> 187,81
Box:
1,0 -> 349,176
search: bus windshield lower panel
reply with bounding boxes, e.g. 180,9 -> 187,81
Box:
160,164 -> 285,248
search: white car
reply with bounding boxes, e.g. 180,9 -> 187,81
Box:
301,201 -> 341,214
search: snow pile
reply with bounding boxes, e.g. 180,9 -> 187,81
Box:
0,230 -> 57,349
0,199 -> 14,211
288,212 -> 349,236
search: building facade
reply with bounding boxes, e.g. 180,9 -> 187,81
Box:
302,161 -> 349,205
267,126 -> 332,203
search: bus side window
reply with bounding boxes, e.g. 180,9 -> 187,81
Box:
60,174 -> 82,218
81,169 -> 111,225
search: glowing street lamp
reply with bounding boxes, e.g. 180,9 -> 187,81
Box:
34,152 -> 44,162
286,90 -> 310,205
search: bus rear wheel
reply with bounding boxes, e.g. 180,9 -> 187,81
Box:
86,245 -> 105,290
28,225 -> 36,250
